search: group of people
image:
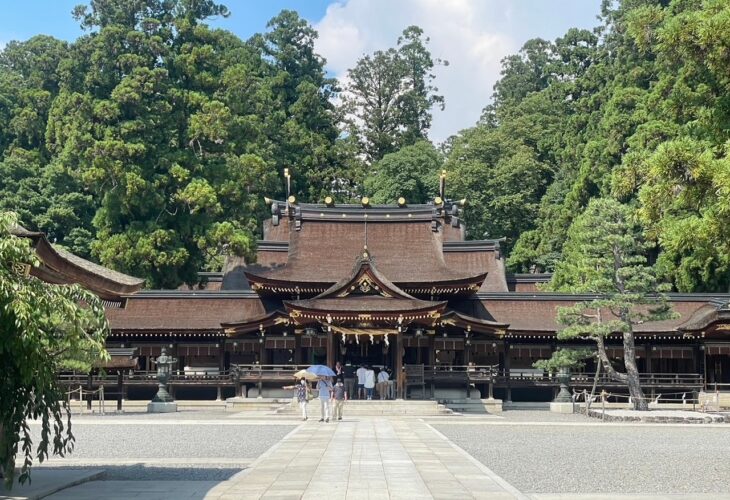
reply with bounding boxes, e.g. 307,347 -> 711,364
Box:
285,361 -> 399,422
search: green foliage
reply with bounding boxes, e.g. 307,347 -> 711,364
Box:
0,211 -> 109,488
1,1 -> 347,288
533,348 -> 593,374
343,26 -> 445,164
482,0 -> 730,293
445,124 -> 553,247
364,141 -> 442,204
547,198 -> 678,410
3,0 -> 730,294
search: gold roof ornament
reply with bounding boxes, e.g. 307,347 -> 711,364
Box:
434,196 -> 443,206
397,197 -> 406,207
324,196 -> 334,207
361,196 -> 370,207
287,195 -> 296,204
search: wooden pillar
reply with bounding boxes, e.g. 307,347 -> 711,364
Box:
395,332 -> 404,399
326,331 -> 335,368
257,338 -> 265,366
697,343 -> 706,390
428,335 -> 436,399
645,342 -> 652,375
294,333 -> 303,365
464,335 -> 471,399
428,335 -> 435,366
504,340 -> 512,403
218,341 -> 226,373
116,370 -> 123,412
171,342 -> 179,373
86,372 -> 93,410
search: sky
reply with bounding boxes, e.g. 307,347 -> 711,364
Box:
1,0 -> 602,142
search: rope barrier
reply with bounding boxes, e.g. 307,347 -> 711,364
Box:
64,385 -> 105,415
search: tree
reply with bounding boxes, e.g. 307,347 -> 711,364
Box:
0,212 -> 109,488
548,199 -> 677,411
444,125 -> 552,248
533,348 -> 593,375
364,141 -> 442,204
253,10 -> 342,201
45,1 -> 288,287
342,26 -> 445,164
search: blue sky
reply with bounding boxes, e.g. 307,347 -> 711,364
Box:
1,0 -> 602,141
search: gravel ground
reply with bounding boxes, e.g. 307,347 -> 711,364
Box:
498,409 -> 591,422
436,421 -> 730,494
30,421 -> 294,480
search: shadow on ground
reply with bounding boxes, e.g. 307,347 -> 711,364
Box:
35,464 -> 243,481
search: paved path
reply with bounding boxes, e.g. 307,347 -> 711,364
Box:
206,419 -> 523,499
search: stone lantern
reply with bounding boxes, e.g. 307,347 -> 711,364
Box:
147,347 -> 178,413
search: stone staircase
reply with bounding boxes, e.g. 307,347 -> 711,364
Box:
225,397 -> 293,412
276,399 -> 455,416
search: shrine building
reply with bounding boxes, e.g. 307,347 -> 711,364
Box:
15,190 -> 730,404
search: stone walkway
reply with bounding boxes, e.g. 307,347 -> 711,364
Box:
206,418 -> 524,499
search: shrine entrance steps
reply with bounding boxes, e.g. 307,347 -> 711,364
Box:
276,399 -> 455,416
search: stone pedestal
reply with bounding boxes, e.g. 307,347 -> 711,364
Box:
550,402 -> 574,414
483,398 -> 503,414
147,401 -> 178,413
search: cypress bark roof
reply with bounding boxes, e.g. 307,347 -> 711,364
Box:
12,225 -> 144,299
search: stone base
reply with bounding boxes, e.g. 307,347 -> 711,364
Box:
484,398 -> 503,414
550,402 -> 575,414
147,401 -> 178,413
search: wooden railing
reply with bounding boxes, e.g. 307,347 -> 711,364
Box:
56,366 -> 704,388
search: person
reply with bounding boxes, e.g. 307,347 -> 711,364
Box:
344,362 -> 356,402
316,376 -> 333,422
331,378 -> 347,420
364,366 -> 375,400
377,367 -> 390,400
397,366 -> 407,399
334,361 -> 344,378
283,378 -> 310,421
356,364 -> 367,400
386,368 -> 395,399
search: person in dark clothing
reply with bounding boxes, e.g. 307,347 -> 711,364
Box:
331,378 -> 348,420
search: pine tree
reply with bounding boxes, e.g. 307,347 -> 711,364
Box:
549,198 -> 677,411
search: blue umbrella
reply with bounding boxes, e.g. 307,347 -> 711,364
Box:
306,365 -> 336,377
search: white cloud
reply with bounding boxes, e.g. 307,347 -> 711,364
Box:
314,0 -> 519,142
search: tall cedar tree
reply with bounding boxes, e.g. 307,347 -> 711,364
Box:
343,26 -> 445,165
0,212 -> 109,488
549,199 -> 677,411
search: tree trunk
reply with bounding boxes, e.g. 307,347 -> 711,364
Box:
623,330 -> 648,411
596,335 -> 627,383
586,358 -> 601,411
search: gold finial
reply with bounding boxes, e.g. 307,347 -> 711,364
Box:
264,196 -> 273,205
434,196 -> 443,206
284,168 -> 292,197
324,196 -> 334,207
361,196 -> 370,207
397,197 -> 406,207
440,169 -> 446,179
457,198 -> 467,206
287,195 -> 296,204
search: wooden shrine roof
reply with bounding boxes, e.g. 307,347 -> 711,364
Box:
106,293 -> 266,332
245,218 -> 486,288
12,225 -> 144,300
